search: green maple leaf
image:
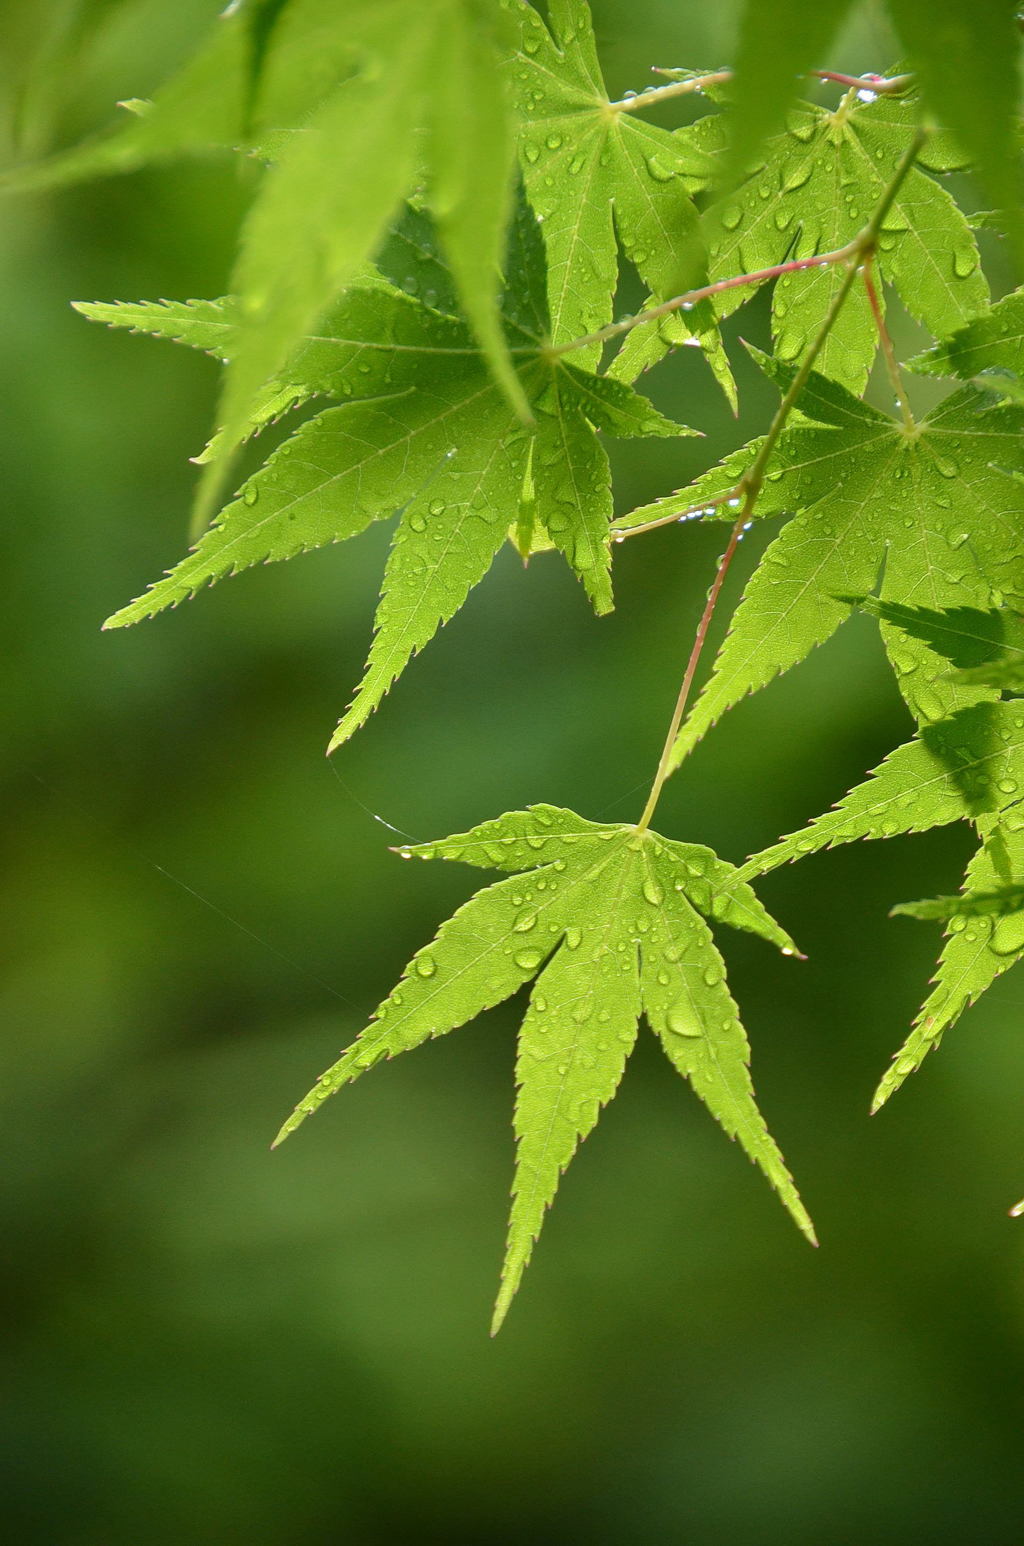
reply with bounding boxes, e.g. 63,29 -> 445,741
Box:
503,0 -> 714,365
882,819 -> 1024,1113
736,703 -> 1024,880
203,0 -> 527,517
883,0 -> 1024,252
85,202 -> 694,749
613,357 -> 1024,766
677,94 -> 987,392
728,703 -> 1024,1110
272,805 -> 815,1331
5,0 -> 529,497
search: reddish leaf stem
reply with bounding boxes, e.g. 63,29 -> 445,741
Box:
862,253 -> 916,435
551,243 -> 861,359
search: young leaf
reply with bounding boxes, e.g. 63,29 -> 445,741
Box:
679,95 -> 987,392
891,883 -> 1024,922
876,815 -> 1024,1110
504,0 -> 712,358
735,703 -> 1024,879
91,205 -> 695,748
614,366 -> 1024,767
729,708 -> 1024,1104
10,0 -> 528,508
910,286 -> 1024,384
273,806 -> 814,1331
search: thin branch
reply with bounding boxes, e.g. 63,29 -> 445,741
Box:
550,243 -> 861,359
610,68 -> 912,114
635,515 -> 746,832
607,72 -> 732,113
614,492 -> 736,544
811,70 -> 912,95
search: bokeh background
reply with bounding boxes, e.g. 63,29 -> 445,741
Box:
2,3 -> 1023,1541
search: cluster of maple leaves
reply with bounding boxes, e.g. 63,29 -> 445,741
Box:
8,0 -> 1024,1324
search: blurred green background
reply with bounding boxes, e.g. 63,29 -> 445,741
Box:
2,3 -> 1023,1542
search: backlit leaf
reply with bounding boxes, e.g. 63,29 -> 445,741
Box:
88,202 -> 694,747
613,364 -> 1024,766
504,0 -> 710,361
273,806 -> 814,1330
677,95 -> 988,392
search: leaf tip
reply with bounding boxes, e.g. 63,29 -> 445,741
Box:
326,722 -> 353,755
270,1118 -> 295,1149
489,1284 -> 514,1337
869,1082 -> 892,1116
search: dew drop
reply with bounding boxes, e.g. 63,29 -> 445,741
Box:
666,1009 -> 701,1038
516,947 -> 545,972
415,954 -> 437,978
645,154 -> 675,182
952,247 -> 979,279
